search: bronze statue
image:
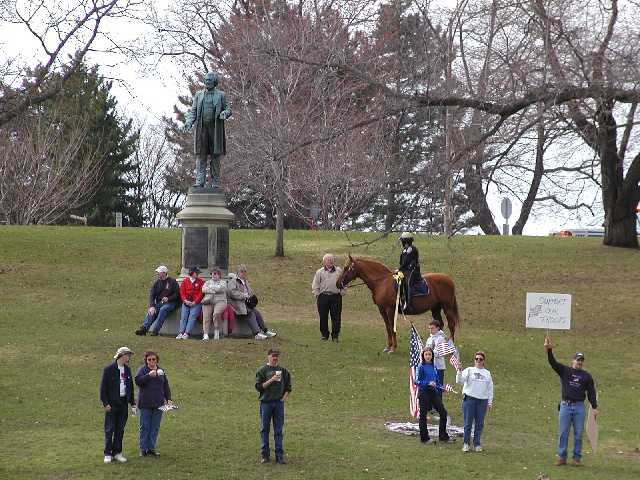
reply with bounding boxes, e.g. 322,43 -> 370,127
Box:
184,71 -> 232,188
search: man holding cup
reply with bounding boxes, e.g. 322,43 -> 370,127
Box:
255,348 -> 292,464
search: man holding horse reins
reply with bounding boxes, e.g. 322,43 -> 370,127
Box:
397,232 -> 422,310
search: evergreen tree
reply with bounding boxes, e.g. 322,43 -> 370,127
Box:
43,64 -> 141,226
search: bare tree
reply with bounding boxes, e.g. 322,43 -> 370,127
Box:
128,122 -> 185,227
0,0 -> 145,127
0,112 -> 103,224
273,0 -> 640,246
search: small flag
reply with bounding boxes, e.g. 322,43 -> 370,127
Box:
409,323 -> 423,418
449,353 -> 461,371
441,383 -> 459,394
434,339 -> 457,357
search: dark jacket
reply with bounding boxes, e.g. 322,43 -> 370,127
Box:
547,350 -> 597,408
135,365 -> 172,409
148,277 -> 180,307
186,88 -> 231,156
255,364 -> 292,402
399,245 -> 421,284
100,361 -> 135,408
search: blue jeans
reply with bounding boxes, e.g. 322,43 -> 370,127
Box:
557,401 -> 586,460
143,302 -> 177,333
462,395 -> 488,447
260,400 -> 285,459
139,407 -> 163,452
178,303 -> 202,334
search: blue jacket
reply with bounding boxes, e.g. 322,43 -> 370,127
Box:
100,361 -> 135,408
414,363 -> 443,392
135,365 -> 172,409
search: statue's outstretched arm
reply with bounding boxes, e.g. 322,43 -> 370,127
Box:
219,92 -> 232,120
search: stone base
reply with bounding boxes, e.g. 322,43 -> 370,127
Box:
177,186 -> 234,278
155,306 -> 254,338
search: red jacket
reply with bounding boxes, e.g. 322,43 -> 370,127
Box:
180,277 -> 204,304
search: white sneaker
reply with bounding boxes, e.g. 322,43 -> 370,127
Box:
104,455 -> 113,463
265,329 -> 277,337
202,334 -> 209,341
176,333 -> 184,339
183,333 -> 189,339
255,332 -> 268,340
474,445 -> 483,452
114,453 -> 127,463
462,443 -> 470,452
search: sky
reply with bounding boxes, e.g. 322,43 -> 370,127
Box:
0,1 -> 608,235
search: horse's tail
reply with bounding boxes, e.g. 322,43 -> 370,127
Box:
451,292 -> 461,330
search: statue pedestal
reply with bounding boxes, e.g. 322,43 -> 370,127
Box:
157,186 -> 251,337
175,186 -> 234,277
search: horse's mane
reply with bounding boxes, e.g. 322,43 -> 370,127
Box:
352,256 -> 392,274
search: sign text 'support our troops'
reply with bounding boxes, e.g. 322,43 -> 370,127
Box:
525,293 -> 572,330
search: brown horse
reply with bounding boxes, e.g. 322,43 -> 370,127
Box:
336,255 -> 461,353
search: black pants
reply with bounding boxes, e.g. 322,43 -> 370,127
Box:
418,388 -> 449,442
104,398 -> 128,455
317,293 -> 342,339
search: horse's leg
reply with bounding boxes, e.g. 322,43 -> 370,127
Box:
378,306 -> 393,353
431,304 -> 444,330
443,303 -> 459,341
388,307 -> 398,352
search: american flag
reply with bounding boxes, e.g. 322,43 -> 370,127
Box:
409,323 -> 423,418
441,383 -> 459,394
449,352 -> 461,371
434,338 -> 457,357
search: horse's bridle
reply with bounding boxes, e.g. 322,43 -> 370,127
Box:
338,263 -> 391,289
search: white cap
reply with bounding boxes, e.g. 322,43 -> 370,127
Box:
155,265 -> 169,273
113,346 -> 134,359
399,232 -> 414,239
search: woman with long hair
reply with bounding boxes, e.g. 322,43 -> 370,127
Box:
414,346 -> 453,444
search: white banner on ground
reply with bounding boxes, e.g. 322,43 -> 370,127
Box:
525,293 -> 571,330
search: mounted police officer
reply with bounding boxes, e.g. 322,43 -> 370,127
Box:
398,232 -> 421,309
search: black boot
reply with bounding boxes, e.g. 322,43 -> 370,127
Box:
134,325 -> 147,336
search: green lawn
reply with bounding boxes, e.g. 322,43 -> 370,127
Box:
0,226 -> 638,479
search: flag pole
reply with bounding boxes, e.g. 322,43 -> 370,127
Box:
393,273 -> 402,333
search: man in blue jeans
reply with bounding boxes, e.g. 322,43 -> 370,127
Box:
255,348 -> 292,464
545,335 -> 598,467
135,265 -> 179,336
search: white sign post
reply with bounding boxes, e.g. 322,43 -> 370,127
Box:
525,292 -> 572,330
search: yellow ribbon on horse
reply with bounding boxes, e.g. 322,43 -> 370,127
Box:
392,272 -> 404,332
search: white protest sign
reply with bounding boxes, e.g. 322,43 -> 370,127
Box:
525,292 -> 571,329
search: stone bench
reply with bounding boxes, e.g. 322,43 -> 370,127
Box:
154,306 -> 254,338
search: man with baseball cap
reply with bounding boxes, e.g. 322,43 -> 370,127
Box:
135,265 -> 179,336
255,347 -> 292,464
544,336 -> 598,466
100,347 -> 136,464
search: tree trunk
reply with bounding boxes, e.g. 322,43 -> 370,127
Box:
464,160 -> 500,235
604,209 -> 638,246
599,101 -> 639,247
274,189 -> 285,257
384,188 -> 396,231
513,102 -> 545,235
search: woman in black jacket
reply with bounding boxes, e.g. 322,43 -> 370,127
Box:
135,351 -> 172,457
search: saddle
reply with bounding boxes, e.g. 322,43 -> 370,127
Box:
395,278 -> 429,313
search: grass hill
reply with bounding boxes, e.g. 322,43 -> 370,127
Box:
0,226 -> 638,479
